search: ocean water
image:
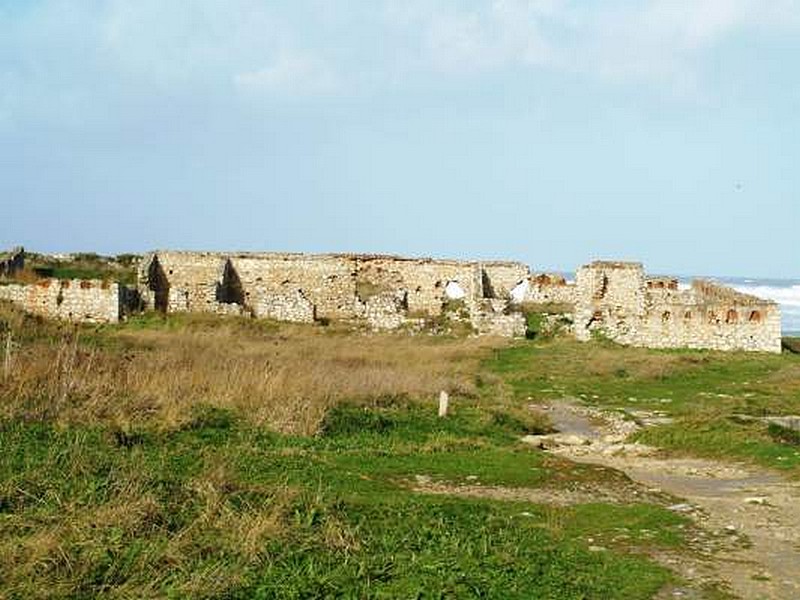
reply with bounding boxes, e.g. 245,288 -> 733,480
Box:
720,277 -> 800,336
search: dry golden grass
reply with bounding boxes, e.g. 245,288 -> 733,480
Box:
0,308 -> 504,434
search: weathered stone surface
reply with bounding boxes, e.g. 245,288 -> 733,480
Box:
1,248 -> 780,351
136,251 -> 529,337
0,278 -> 119,323
573,261 -> 781,353
0,247 -> 24,279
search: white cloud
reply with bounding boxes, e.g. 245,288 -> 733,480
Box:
234,51 -> 339,96
410,0 -> 800,84
1,0 -> 799,124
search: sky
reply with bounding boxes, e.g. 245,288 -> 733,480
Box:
1,0 -> 798,278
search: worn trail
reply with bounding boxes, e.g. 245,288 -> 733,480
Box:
533,403 -> 800,600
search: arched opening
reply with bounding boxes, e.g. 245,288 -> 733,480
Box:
147,255 -> 170,313
481,270 -> 495,298
749,310 -> 762,323
510,280 -> 528,303
684,310 -> 692,321
444,280 -> 465,300
662,311 -> 672,323
707,310 -> 719,324
216,259 -> 245,306
725,309 -> 738,324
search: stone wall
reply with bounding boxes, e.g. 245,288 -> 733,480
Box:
361,291 -> 407,330
0,247 -> 24,279
137,251 -> 529,337
250,288 -> 315,323
0,279 -> 120,323
480,262 -> 530,298
473,299 -> 527,337
133,251 -> 782,349
355,256 -> 485,317
517,273 -> 578,306
574,261 -> 781,353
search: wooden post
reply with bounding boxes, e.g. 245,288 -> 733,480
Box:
438,390 -> 449,418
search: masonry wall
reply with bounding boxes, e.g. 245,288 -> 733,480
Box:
233,254 -> 357,320
522,273 -> 578,306
138,252 -> 221,313
0,279 -> 120,323
355,257 -> 484,316
0,247 -> 25,278
134,251 -> 781,349
480,262 -> 530,298
574,261 -> 781,353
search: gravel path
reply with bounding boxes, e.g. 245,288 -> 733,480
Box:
531,402 -> 800,600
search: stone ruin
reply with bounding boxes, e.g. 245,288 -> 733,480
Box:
0,247 -> 24,279
136,251 -> 528,337
572,261 -> 781,353
0,248 -> 782,351
0,278 -> 122,324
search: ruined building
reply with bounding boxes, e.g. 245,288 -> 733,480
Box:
0,248 -> 782,352
571,261 -> 781,353
0,247 -> 24,278
137,251 -> 528,337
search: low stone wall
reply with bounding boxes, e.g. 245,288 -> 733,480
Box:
0,279 -> 120,323
476,313 -> 526,337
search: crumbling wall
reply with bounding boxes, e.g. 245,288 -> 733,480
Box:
473,299 -> 526,337
250,288 -> 315,323
361,291 -> 407,330
517,273 -> 577,306
0,247 -> 24,279
138,252 -> 220,313
480,262 -> 530,298
355,257 -> 483,317
0,279 -> 120,323
574,261 -> 781,353
232,254 -> 357,320
135,251 -> 529,337
574,261 -> 646,342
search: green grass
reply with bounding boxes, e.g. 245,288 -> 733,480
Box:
5,309 -> 783,598
23,253 -> 139,285
0,402 -> 696,599
486,337 -> 800,473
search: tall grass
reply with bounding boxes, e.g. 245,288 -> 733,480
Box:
0,306 -> 500,434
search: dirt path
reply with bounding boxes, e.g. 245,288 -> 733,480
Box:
531,403 -> 800,600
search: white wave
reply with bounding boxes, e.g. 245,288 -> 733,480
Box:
731,283 -> 800,333
732,284 -> 800,307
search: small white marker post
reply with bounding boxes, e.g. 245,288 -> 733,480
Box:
438,390 -> 449,418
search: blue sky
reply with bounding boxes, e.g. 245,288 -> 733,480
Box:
1,0 -> 798,277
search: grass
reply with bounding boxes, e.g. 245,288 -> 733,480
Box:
0,306 -> 497,434
486,337 -> 800,473
0,304 -> 716,599
8,253 -> 139,286
0,410 -> 688,599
